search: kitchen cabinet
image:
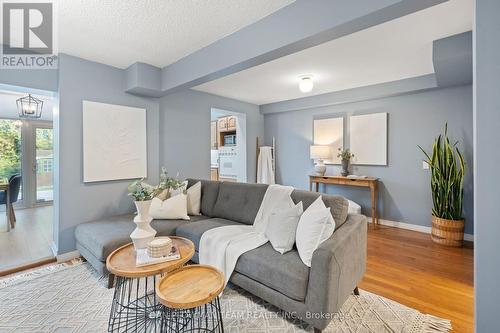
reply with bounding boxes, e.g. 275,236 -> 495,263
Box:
210,168 -> 218,181
227,116 -> 237,131
217,117 -> 228,131
217,116 -> 237,132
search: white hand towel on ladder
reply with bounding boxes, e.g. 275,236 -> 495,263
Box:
257,146 -> 275,184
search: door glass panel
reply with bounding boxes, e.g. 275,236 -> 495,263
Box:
0,119 -> 22,200
35,127 -> 53,202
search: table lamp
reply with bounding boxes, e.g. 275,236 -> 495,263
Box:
310,145 -> 331,176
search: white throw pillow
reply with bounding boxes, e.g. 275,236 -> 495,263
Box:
186,181 -> 201,215
149,194 -> 190,220
265,202 -> 303,254
296,196 -> 335,267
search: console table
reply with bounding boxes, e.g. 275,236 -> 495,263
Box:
106,236 -> 195,332
309,175 -> 379,226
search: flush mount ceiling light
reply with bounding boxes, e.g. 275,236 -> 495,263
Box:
16,94 -> 43,119
298,75 -> 314,93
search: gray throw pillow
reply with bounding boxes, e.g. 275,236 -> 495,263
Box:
265,202 -> 303,254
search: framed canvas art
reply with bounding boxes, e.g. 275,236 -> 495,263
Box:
83,100 -> 147,182
313,117 -> 344,164
349,112 -> 388,165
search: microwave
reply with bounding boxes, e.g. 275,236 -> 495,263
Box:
223,134 -> 236,146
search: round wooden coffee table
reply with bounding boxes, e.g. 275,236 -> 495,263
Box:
106,236 -> 195,332
156,264 -> 225,332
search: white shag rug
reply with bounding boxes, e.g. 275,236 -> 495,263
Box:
0,262 -> 451,333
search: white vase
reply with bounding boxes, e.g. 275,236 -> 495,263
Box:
130,200 -> 156,250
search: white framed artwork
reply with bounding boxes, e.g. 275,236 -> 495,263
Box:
313,117 -> 344,164
349,112 -> 387,165
83,100 -> 147,183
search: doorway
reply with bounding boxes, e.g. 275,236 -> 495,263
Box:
0,89 -> 54,272
210,108 -> 247,183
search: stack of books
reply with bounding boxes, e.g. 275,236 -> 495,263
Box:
136,245 -> 180,267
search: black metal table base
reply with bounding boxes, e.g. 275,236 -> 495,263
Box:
108,275 -> 163,333
161,297 -> 224,333
108,275 -> 224,333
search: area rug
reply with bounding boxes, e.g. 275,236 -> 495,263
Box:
0,262 -> 451,332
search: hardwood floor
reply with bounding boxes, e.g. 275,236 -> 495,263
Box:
361,225 -> 474,333
0,205 -> 54,272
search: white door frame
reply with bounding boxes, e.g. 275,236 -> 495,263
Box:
20,119 -> 53,208
211,108 -> 247,182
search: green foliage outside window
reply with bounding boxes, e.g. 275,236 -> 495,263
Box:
0,119 -> 21,181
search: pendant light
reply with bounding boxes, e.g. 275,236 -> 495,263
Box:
16,94 -> 43,119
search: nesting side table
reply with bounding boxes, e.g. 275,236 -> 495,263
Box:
106,236 -> 195,332
156,265 -> 225,333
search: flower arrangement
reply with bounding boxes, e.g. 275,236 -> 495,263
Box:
127,167 -> 184,201
337,148 -> 354,161
127,179 -> 159,201
158,167 -> 185,193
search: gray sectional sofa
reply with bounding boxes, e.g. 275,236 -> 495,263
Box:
75,179 -> 367,332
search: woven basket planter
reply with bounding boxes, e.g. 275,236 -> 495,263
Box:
431,215 -> 465,247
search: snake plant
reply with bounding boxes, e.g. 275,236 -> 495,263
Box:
418,124 -> 466,220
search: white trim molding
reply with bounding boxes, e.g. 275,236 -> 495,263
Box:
56,250 -> 81,263
368,217 -> 474,242
51,241 -> 81,262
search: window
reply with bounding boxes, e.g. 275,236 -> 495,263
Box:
37,158 -> 53,173
0,119 -> 22,180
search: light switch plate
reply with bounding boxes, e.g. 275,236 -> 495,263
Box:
422,161 -> 430,170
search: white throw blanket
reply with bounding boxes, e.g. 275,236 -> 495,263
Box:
199,184 -> 294,285
257,146 -> 275,185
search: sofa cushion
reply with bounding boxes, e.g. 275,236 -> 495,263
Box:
187,179 -> 220,217
175,217 -> 242,250
234,243 -> 310,302
212,182 -> 268,225
291,189 -> 349,229
75,214 -> 208,261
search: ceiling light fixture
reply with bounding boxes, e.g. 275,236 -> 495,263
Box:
16,94 -> 43,119
298,75 -> 314,93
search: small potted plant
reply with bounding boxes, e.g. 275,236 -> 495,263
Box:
419,123 -> 466,247
337,148 -> 354,176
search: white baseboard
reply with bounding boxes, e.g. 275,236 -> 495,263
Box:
368,217 -> 474,242
50,241 -> 81,262
56,250 -> 81,263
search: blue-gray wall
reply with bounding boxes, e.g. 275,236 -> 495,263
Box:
55,54 -> 160,253
0,68 -> 58,92
474,0 -> 500,331
159,89 -> 263,181
264,85 -> 473,234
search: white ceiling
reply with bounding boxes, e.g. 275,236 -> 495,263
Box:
193,0 -> 473,105
57,0 -> 294,69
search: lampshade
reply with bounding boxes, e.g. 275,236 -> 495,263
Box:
16,94 -> 43,119
310,145 -> 331,160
